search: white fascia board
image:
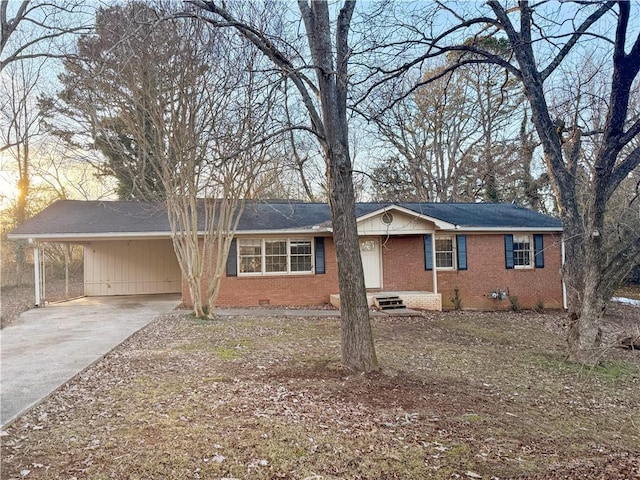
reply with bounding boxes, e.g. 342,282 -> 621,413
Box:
7,231 -> 173,242
356,205 -> 456,230
358,228 -> 435,235
232,227 -> 333,236
450,226 -> 563,233
8,227 -> 334,243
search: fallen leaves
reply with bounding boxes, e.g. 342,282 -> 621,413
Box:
1,311 -> 639,479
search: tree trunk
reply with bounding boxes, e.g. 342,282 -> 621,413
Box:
167,198 -> 206,318
301,0 -> 378,372
328,148 -> 378,372
205,199 -> 244,318
567,285 -> 606,365
14,176 -> 29,285
565,255 -> 604,365
192,0 -> 379,371
563,212 -> 609,365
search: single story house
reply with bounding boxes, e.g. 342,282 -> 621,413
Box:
8,199 -> 565,310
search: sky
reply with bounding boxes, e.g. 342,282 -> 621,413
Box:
0,0 -> 636,212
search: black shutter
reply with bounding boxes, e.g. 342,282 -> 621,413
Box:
424,234 -> 433,271
226,238 -> 237,277
315,237 -> 325,274
534,234 -> 544,268
456,235 -> 467,270
505,234 -> 514,269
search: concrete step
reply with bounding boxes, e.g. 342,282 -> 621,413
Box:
374,295 -> 407,310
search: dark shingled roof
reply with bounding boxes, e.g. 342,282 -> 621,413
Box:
9,199 -> 562,238
391,202 -> 562,229
9,200 -> 171,235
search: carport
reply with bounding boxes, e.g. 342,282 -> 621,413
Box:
8,200 -> 182,306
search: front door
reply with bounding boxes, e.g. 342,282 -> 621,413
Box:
359,237 -> 382,289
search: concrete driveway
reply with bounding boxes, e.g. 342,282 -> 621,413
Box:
1,294 -> 180,428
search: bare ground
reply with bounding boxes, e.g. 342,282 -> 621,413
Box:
1,276 -> 83,329
1,303 -> 639,479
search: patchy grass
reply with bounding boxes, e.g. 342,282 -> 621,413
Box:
2,309 -> 639,479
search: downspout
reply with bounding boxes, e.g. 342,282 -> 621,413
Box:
561,236 -> 567,310
31,239 -> 41,307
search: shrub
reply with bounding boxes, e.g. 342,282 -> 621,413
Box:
451,287 -> 463,310
509,295 -> 521,312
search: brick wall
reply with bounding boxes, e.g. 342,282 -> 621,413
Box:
400,292 -> 442,311
369,233 -> 563,310
183,232 -> 564,311
380,236 -> 433,291
182,236 -> 339,307
437,233 -> 564,310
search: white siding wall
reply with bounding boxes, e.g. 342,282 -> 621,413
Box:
357,211 -> 434,235
84,240 -> 182,296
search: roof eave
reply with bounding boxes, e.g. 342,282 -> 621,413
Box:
7,232 -> 173,242
8,226 -> 335,242
452,226 -> 563,232
233,227 -> 333,235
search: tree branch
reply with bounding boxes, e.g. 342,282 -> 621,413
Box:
601,234 -> 640,298
356,45 -> 521,113
188,1 -> 326,143
540,2 -> 614,81
607,145 -> 640,201
335,0 -> 355,110
619,118 -> 640,148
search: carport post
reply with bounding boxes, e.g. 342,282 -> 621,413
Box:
431,237 -> 438,294
31,239 -> 41,307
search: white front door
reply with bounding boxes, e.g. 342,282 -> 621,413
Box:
359,237 -> 382,289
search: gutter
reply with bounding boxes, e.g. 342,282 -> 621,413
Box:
7,227 -> 335,243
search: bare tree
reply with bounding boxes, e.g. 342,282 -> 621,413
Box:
458,40 -> 523,203
157,41 -> 274,317
0,57 -> 45,283
1,0 -> 92,288
367,36 -> 534,205
368,70 -> 480,202
190,0 -> 378,372
46,2 -> 276,317
378,1 -> 640,364
1,0 -> 91,72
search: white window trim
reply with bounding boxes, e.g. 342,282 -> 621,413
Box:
513,234 -> 534,269
237,238 -> 314,276
435,234 -> 457,271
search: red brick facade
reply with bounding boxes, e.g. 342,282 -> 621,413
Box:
437,233 -> 563,310
183,232 -> 564,310
183,237 -> 339,307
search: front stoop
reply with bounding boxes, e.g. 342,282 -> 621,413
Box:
329,291 -> 442,311
374,295 -> 406,311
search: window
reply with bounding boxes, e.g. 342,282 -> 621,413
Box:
290,240 -> 312,272
435,235 -> 455,269
425,234 -> 467,271
505,234 -> 544,270
265,240 -> 287,273
238,238 -> 313,275
239,239 -> 262,273
513,235 -> 532,268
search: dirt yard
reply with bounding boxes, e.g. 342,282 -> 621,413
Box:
1,265 -> 83,328
1,304 -> 638,479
